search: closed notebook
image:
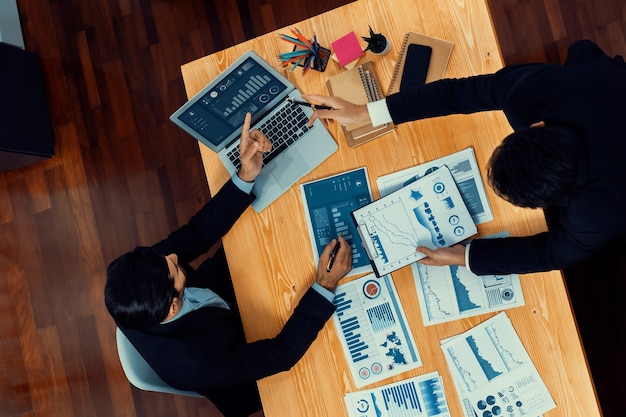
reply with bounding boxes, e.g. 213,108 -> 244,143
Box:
388,32 -> 453,95
326,61 -> 395,147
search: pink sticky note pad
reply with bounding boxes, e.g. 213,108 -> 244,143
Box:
331,32 -> 364,67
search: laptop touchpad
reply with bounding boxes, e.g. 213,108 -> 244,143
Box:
272,151 -> 309,188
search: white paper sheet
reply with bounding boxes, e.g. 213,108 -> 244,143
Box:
376,148 -> 493,225
344,371 -> 451,417
333,273 -> 422,387
353,166 -> 477,276
411,262 -> 524,326
441,312 -> 556,417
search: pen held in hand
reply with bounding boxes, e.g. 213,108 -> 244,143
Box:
326,240 -> 341,272
286,98 -> 333,110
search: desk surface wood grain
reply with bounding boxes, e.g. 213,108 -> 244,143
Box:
180,0 -> 601,416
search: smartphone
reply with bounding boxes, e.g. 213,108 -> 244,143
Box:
400,44 -> 432,91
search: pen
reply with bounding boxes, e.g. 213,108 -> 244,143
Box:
286,98 -> 333,110
326,240 -> 341,272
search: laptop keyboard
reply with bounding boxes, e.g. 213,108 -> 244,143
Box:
226,102 -> 311,171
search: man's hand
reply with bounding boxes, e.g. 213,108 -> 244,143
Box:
238,112 -> 272,182
316,235 -> 352,292
416,244 -> 466,267
301,94 -> 370,128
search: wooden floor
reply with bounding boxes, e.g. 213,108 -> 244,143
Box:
1,0 -> 624,416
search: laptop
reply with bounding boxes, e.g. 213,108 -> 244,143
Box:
170,50 -> 338,212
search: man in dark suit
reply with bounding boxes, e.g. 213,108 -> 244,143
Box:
104,113 -> 352,417
304,40 -> 626,276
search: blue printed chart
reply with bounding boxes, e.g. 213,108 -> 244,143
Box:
353,166 -> 477,277
411,262 -> 525,326
440,312 -> 556,417
333,274 -> 422,387
376,148 -> 493,225
344,371 -> 451,417
301,167 -> 374,276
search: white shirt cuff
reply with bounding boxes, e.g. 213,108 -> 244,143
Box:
232,174 -> 254,194
367,99 -> 393,127
312,282 -> 335,303
464,242 -> 474,274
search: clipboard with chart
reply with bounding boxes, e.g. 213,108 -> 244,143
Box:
351,166 -> 477,277
326,61 -> 395,147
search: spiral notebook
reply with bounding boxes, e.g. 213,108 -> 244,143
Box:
326,61 -> 395,147
388,32 -> 454,95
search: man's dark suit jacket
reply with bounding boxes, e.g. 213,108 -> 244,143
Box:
386,40 -> 626,275
119,180 -> 336,417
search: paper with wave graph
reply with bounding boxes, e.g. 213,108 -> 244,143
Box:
411,255 -> 525,326
332,273 -> 422,387
441,312 -> 556,417
352,166 -> 477,277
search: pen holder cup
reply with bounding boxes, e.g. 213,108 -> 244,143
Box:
292,44 -> 331,72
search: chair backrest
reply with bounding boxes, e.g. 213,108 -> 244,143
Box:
115,327 -> 204,398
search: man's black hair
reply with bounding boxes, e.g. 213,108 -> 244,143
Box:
104,246 -> 178,330
488,124 -> 580,209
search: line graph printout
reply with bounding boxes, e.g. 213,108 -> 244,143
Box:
411,262 -> 524,326
376,148 -> 493,225
344,371 -> 451,417
441,312 -> 555,417
352,166 -> 477,277
332,273 -> 422,388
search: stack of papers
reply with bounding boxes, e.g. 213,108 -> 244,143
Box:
376,148 -> 493,225
352,165 -> 477,277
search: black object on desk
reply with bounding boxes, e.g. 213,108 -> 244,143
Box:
0,43 -> 55,172
399,44 -> 432,91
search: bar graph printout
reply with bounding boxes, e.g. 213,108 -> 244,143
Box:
301,167 -> 373,277
441,312 -> 556,417
376,148 -> 493,225
332,273 -> 422,387
344,371 -> 451,417
352,166 -> 477,277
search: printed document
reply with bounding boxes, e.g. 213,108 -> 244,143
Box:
332,273 -> 422,387
344,371 -> 451,417
441,312 -> 556,417
353,166 -> 477,277
376,148 -> 493,225
411,260 -> 524,326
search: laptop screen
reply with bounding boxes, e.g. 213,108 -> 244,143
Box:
173,55 -> 291,149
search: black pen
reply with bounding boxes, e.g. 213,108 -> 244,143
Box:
326,240 -> 341,272
287,98 -> 333,110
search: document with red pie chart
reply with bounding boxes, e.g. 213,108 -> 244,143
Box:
332,273 -> 422,387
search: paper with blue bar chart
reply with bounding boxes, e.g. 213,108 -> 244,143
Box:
344,371 -> 451,417
376,148 -> 493,225
301,167 -> 373,277
352,166 -> 477,277
332,273 -> 422,387
441,312 -> 555,417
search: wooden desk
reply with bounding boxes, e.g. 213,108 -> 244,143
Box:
180,0 -> 601,415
